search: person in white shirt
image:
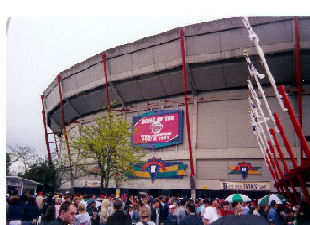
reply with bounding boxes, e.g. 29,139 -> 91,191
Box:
204,199 -> 221,225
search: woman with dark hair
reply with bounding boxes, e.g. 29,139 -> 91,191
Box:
7,195 -> 23,225
40,205 -> 56,225
22,196 -> 41,225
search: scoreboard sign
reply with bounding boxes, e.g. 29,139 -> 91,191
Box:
132,110 -> 183,149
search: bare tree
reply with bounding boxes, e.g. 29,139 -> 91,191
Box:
7,145 -> 39,175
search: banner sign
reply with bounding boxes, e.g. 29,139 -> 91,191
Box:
219,181 -> 271,191
128,157 -> 187,182
228,162 -> 261,179
84,180 -> 100,187
132,110 -> 183,149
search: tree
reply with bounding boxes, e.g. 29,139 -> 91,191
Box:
7,145 -> 39,175
70,112 -> 145,192
23,158 -> 56,193
6,153 -> 12,175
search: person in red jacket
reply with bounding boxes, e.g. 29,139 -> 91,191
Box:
220,201 -> 234,217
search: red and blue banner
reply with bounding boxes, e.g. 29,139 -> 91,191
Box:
132,110 -> 183,149
228,162 -> 261,179
127,158 -> 187,181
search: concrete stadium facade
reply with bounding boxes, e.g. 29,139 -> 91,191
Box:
42,17 -> 310,198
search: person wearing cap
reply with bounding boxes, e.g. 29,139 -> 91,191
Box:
267,200 -> 280,225
106,199 -> 132,225
136,207 -> 155,225
179,203 -> 204,225
203,198 -> 221,225
219,201 -> 234,217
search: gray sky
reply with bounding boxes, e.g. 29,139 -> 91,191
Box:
6,16 -> 223,157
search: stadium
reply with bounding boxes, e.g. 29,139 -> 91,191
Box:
42,16 -> 310,200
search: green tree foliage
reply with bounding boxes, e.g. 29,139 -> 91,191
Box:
71,112 -> 145,192
23,158 -> 56,193
6,153 -> 12,175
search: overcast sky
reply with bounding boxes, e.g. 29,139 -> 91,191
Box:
6,16 -> 224,157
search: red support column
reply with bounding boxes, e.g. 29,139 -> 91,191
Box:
102,54 -> 110,112
180,28 -> 195,177
267,141 -> 299,202
274,112 -> 310,206
265,155 -> 283,195
57,75 -> 73,177
40,95 -> 53,166
267,145 -> 295,202
278,85 -> 310,158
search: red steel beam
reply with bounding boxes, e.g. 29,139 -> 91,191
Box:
274,112 -> 310,206
268,141 -> 299,202
40,95 -> 53,166
180,28 -> 195,177
278,85 -> 310,158
265,154 -> 283,195
102,54 -> 110,112
57,75 -> 73,177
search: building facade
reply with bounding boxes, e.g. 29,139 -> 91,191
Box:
42,17 -> 310,198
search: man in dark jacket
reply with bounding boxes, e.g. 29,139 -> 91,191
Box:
151,198 -> 160,225
22,196 -> 41,225
87,200 -> 100,225
106,199 -> 132,225
49,201 -> 77,225
179,203 -> 204,225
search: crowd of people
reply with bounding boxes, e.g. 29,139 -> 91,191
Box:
6,191 -> 310,225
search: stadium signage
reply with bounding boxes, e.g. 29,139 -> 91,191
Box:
228,162 -> 261,179
132,110 -> 183,149
128,157 -> 187,181
219,181 -> 271,191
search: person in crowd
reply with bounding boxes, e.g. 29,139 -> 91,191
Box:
241,202 -> 250,215
87,199 -> 100,225
106,199 -> 132,225
252,204 -> 261,216
99,199 -> 110,225
179,203 -> 203,225
130,204 -> 140,224
203,198 -> 221,225
54,197 -> 62,219
136,206 -> 155,225
259,205 -> 269,220
219,201 -> 234,216
74,196 -> 82,214
165,205 -> 178,225
159,196 -> 169,225
74,203 -> 91,225
125,195 -> 134,211
40,205 -> 56,225
199,199 -> 208,223
36,192 -> 44,213
233,203 -> 242,216
22,195 -> 40,225
49,201 -> 77,225
7,195 -> 23,225
175,198 -> 186,224
267,200 -> 280,225
150,199 -> 161,225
